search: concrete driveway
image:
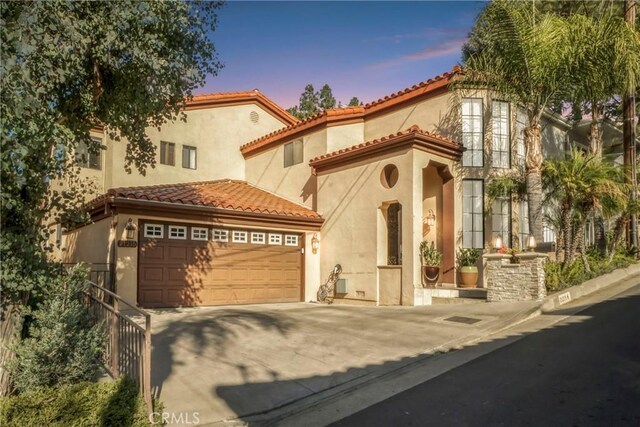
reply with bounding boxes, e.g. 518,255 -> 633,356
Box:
149,301 -> 538,425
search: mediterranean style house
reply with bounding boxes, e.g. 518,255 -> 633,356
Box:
52,67 -> 625,308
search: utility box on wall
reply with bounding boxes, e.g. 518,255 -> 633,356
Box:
335,278 -> 347,294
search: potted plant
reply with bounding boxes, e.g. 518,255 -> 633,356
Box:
457,248 -> 482,288
420,241 -> 442,286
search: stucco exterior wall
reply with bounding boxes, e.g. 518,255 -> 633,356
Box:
104,103 -> 286,188
364,91 -> 454,141
61,218 -> 113,265
316,149 -> 417,305
245,129 -> 327,209
326,122 -> 364,153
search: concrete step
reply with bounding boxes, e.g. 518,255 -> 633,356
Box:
427,287 -> 487,299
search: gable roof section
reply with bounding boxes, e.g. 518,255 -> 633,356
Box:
240,67 -> 460,158
88,180 -> 322,228
309,125 -> 463,174
187,90 -> 298,126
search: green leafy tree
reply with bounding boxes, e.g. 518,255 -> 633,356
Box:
459,0 -> 572,245
542,149 -> 626,268
348,97 -> 363,106
9,266 -> 106,391
318,84 -> 336,110
0,0 -> 223,303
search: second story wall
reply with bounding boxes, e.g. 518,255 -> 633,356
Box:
104,103 -> 287,188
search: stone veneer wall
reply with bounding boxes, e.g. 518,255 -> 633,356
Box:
484,253 -> 548,302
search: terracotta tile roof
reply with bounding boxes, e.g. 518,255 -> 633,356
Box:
187,90 -> 298,125
240,67 -> 460,157
93,180 -> 321,220
309,125 -> 464,172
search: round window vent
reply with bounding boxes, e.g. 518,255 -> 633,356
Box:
381,164 -> 399,189
250,111 -> 259,123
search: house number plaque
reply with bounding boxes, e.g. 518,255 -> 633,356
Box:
117,240 -> 138,248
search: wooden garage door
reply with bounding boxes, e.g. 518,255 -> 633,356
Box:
138,222 -> 303,307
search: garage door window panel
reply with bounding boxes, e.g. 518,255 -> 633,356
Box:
232,231 -> 248,243
251,232 -> 266,244
285,235 -> 299,246
191,227 -> 208,241
212,229 -> 228,242
269,234 -> 282,245
169,226 -> 187,240
144,224 -> 164,238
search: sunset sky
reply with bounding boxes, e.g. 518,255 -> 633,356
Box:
198,1 -> 486,108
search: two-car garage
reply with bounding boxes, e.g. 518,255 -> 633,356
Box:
138,221 -> 304,308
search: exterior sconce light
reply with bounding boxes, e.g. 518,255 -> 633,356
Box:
125,218 -> 137,240
426,209 -> 436,228
527,234 -> 536,252
311,233 -> 320,254
495,235 -> 503,252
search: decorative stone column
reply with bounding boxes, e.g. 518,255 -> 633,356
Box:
484,252 -> 548,302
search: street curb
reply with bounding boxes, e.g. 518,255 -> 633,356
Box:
541,262 -> 640,312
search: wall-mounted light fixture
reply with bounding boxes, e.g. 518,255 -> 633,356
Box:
125,218 -> 137,240
425,209 -> 436,228
311,233 -> 320,254
527,234 -> 536,252
495,235 -> 503,252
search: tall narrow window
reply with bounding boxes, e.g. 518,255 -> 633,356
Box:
463,180 -> 484,248
182,145 -> 197,169
542,205 -> 556,243
492,196 -> 511,247
284,139 -> 303,167
492,101 -> 510,168
160,141 -> 175,166
519,199 -> 530,249
386,203 -> 402,265
461,98 -> 483,167
75,137 -> 102,170
515,108 -> 527,166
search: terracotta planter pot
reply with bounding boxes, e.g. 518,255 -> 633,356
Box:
423,266 -> 440,286
459,266 -> 478,288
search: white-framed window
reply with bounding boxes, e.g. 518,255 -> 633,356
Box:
492,101 -> 510,168
251,232 -> 266,244
232,230 -> 248,243
284,139 -> 303,167
212,229 -> 228,242
462,98 -> 483,167
144,224 -> 164,238
269,233 -> 282,245
191,227 -> 208,241
168,225 -> 187,240
463,180 -> 484,249
515,108 -> 527,166
284,235 -> 299,246
182,145 -> 197,170
542,205 -> 556,243
492,196 -> 511,247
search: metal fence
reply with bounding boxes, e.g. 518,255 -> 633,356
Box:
83,281 -> 152,416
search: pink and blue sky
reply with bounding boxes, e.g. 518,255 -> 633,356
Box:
198,1 -> 486,108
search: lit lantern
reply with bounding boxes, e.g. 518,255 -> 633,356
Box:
527,234 -> 536,252
426,209 -> 436,227
495,235 -> 503,251
311,233 -> 320,254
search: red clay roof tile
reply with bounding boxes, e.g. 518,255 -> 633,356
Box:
240,67 -> 460,157
97,180 -> 320,219
309,125 -> 463,171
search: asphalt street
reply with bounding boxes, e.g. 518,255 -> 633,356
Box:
332,283 -> 640,427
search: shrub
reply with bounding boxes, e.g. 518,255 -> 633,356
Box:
420,241 -> 442,266
545,250 -> 637,293
0,378 -> 154,427
9,266 -> 106,391
457,248 -> 482,268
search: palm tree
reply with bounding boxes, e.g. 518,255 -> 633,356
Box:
542,149 -> 626,268
459,0 -> 572,245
